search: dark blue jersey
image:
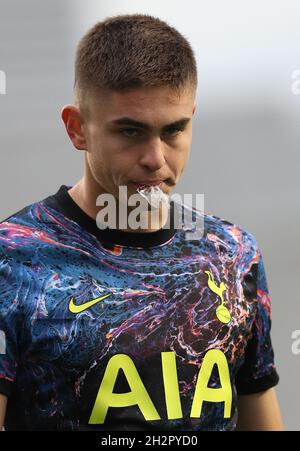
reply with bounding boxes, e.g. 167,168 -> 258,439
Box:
0,185 -> 279,430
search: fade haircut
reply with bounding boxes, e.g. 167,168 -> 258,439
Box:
74,14 -> 197,117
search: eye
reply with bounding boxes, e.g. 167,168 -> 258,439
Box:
120,128 -> 141,138
163,127 -> 185,137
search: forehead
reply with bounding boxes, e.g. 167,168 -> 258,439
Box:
88,85 -> 195,123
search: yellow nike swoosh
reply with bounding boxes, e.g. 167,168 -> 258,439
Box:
69,293 -> 112,314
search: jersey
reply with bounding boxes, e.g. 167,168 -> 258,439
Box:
0,184 -> 279,430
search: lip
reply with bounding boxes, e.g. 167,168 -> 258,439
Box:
132,180 -> 164,188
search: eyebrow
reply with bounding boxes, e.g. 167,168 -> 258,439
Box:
109,117 -> 191,131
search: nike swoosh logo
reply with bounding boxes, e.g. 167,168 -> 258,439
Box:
69,293 -> 112,314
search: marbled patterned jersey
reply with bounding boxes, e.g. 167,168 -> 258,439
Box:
0,185 -> 279,431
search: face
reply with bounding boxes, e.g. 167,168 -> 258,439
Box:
62,84 -> 196,204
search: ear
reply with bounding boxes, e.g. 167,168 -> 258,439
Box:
192,103 -> 196,115
61,105 -> 87,150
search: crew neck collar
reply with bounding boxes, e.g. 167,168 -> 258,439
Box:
42,185 -> 177,248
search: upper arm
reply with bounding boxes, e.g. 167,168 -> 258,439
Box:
236,387 -> 284,431
0,394 -> 7,431
235,236 -> 281,427
0,245 -> 19,424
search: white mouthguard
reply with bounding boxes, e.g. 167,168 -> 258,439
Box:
136,185 -> 169,208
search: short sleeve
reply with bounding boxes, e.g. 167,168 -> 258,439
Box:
235,241 -> 279,395
0,247 -> 19,397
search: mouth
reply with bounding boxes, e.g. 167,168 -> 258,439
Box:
131,180 -> 164,190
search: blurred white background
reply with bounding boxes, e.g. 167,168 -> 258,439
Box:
0,0 -> 299,430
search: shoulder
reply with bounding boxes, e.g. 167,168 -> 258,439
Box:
208,212 -> 262,272
205,211 -> 258,249
0,199 -> 47,262
0,200 -> 48,310
184,202 -> 260,263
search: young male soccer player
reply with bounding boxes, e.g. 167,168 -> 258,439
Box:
0,14 -> 283,431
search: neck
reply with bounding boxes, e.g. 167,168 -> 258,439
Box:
68,159 -> 169,234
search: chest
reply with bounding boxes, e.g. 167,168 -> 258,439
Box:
24,254 -> 256,372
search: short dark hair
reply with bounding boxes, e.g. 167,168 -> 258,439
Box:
74,14 -> 197,115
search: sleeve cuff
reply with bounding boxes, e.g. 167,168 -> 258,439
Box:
236,369 -> 279,395
0,378 -> 14,397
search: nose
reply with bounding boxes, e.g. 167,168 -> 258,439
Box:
138,137 -> 166,172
